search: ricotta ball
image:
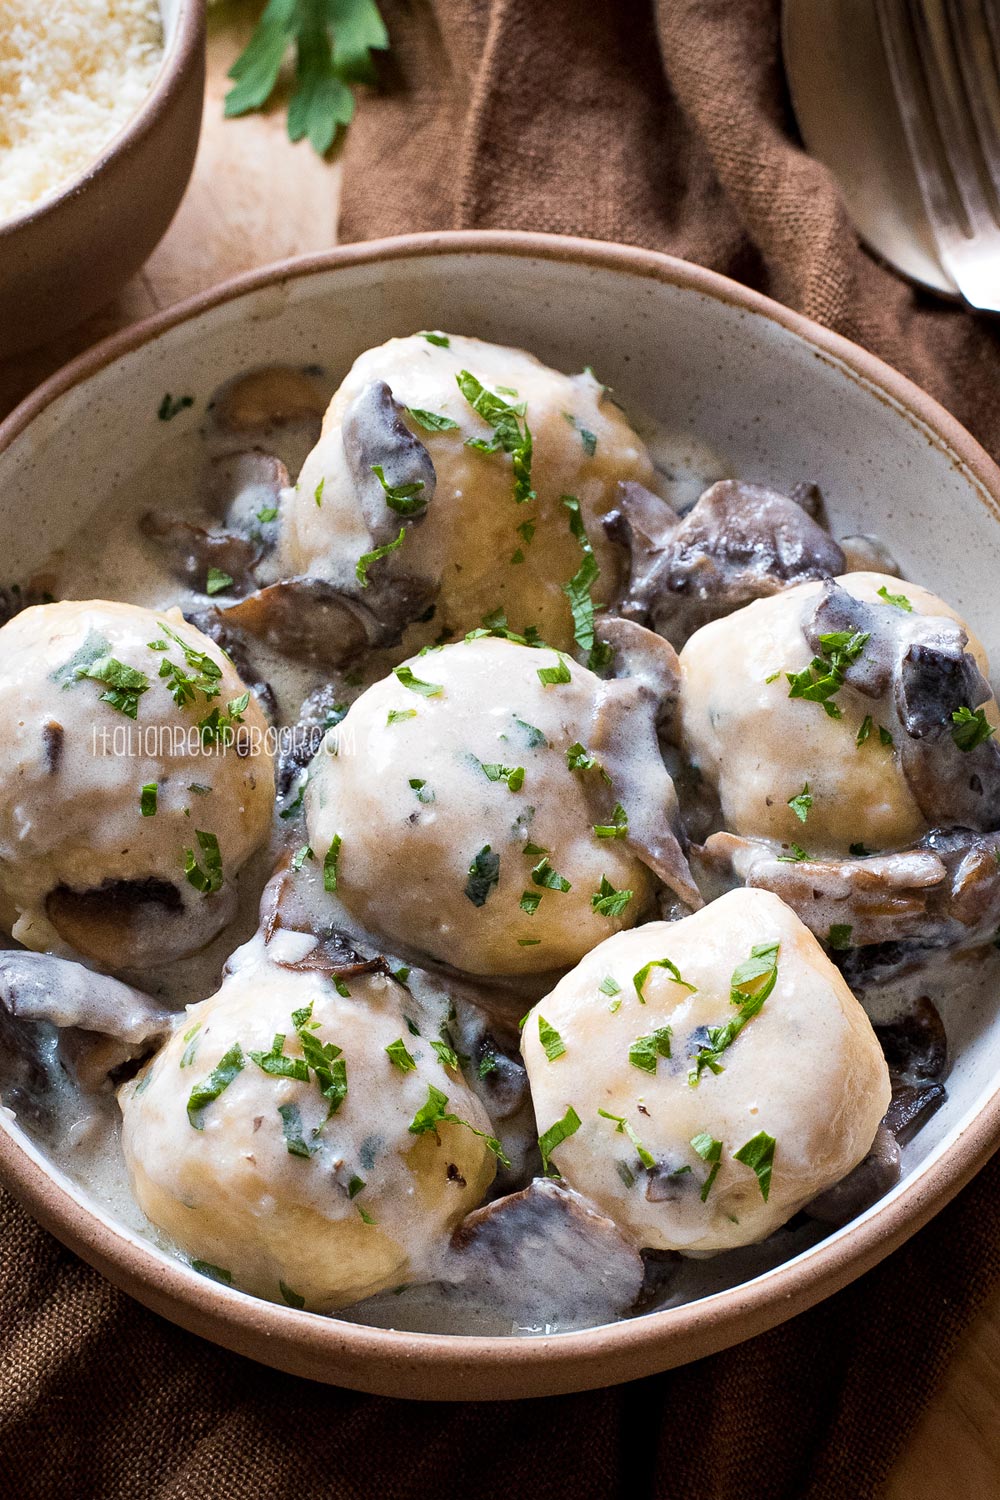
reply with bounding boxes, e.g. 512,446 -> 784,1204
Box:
278,332 -> 657,646
305,635 -> 660,975
678,571 -> 997,856
0,600 -> 273,967
119,946 -> 498,1310
521,887 -> 890,1253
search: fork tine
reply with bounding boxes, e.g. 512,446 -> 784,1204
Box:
944,0 -> 1000,210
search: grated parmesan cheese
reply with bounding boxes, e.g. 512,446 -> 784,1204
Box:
0,0 -> 164,223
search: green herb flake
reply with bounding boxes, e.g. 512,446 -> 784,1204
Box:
536,653 -> 572,687
538,1105 -> 582,1175
593,802 -> 628,839
75,655 -> 149,719
519,890 -> 542,915
408,1083 -> 510,1165
357,525 -> 406,586
857,714 -> 873,747
257,505 -> 279,524
879,725 -> 895,747
280,1281 -> 305,1309
394,665 -> 443,697
158,394 -> 193,421
249,1033 -> 309,1082
140,782 -> 158,817
633,958 -> 696,1004
465,845 -> 500,906
206,567 -> 234,596
420,331 -> 450,347
192,1260 -> 231,1284
323,834 -> 342,892
187,1043 -> 245,1129
387,707 -> 417,725
430,1039 -> 459,1070
733,1130 -> 776,1201
566,741 -> 597,772
689,940 -> 780,1084
278,1101 -> 315,1158
477,759 -> 525,792
560,493 -> 611,671
514,716 -> 547,748
406,407 -> 459,432
385,1037 -> 417,1072
456,369 -> 534,505
408,776 -> 434,804
599,975 -> 621,997
787,783 -> 813,823
828,923 -> 853,951
877,585 -> 913,611
184,830 -> 224,895
292,844 -> 313,871
371,462 -> 427,516
531,855 -> 571,892
628,1026 -> 672,1074
777,843 -> 811,864
786,629 -> 869,719
538,1015 -> 567,1061
952,705 -> 997,752
591,876 -> 633,918
179,1022 -> 202,1069
691,1130 -> 723,1201
598,1109 -> 655,1169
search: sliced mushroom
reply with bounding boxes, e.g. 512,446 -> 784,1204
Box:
341,379 -> 437,544
184,607 -> 278,722
139,512 -> 262,595
46,876 -> 237,972
0,951 -> 172,1125
277,684 -> 347,796
208,449 -> 289,534
446,1178 -> 644,1326
804,1125 -> 901,1226
885,1080 -> 946,1144
872,993 -> 948,1083
604,478 -> 845,647
697,827 -> 1000,954
592,613 -> 681,716
209,367 -> 327,438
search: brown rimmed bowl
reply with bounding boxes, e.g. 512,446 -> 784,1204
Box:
0,231 -> 999,1399
0,0 -> 205,357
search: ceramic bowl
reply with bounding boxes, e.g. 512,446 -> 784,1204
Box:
0,0 -> 205,358
0,232 -> 999,1400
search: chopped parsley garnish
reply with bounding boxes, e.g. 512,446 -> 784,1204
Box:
158,393 -> 193,421
408,1083 -> 510,1165
531,856 -> 571,892
385,1038 -> 417,1072
599,975 -> 621,997
430,1039 -> 459,1070
278,1101 -> 315,1158
857,714 -> 873,746
406,407 -> 459,432
179,1022 -> 201,1069
566,741 -> 597,772
75,655 -> 149,719
291,1002 -> 347,1119
689,940 -> 779,1084
387,708 -> 417,725
456,369 -> 534,505
598,1109 -> 654,1169
420,331 -> 450,347
356,525 -> 405,586
538,1105 -> 582,1175
536,653 -> 572,687
198,692 -> 251,748
192,1260 -> 231,1284
828,923 -> 853,950
691,1131 -> 723,1201
140,782 -> 158,817
477,760 -> 525,791
561,494 -> 612,672
151,623 -> 222,708
877,585 -> 913,611
371,462 -> 427,516
777,843 -> 811,863
629,1027 -> 672,1074
733,1130 -> 776,1201
292,844 -> 313,871
786,629 -> 869,719
519,890 -> 542,915
593,802 -> 628,839
184,830 -> 224,895
280,1281 -> 305,1309
187,1043 -> 245,1128
633,957 -> 696,1003
788,783 -> 813,823
563,412 -> 598,456
952,705 -> 996,752
408,776 -> 434,803
591,877 -> 633,918
465,845 -> 500,906
257,505 -> 279,524
323,834 -> 342,893
206,567 -> 233,596
879,725 -> 894,747
249,1034 -> 309,1082
513,716 -> 547,748
538,1015 -> 566,1061
394,665 -> 443,696
314,478 -> 325,508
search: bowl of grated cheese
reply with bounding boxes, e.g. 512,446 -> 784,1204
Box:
0,0 -> 205,357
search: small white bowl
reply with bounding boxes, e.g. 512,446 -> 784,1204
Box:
1,232 -> 999,1398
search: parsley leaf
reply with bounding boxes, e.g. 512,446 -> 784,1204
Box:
787,783 -> 813,823
538,1015 -> 566,1061
406,407 -> 459,432
465,845 -> 500,906
777,843 -> 811,863
733,1130 -> 776,1201
952,705 -> 996,752
561,494 -> 612,672
184,830 -> 224,895
456,369 -> 534,505
877,585 -> 913,611
385,1037 -> 417,1072
688,940 -> 779,1084
371,462 -> 427,516
536,653 -> 572,687
75,655 -> 149,719
187,1043 -> 245,1129
356,525 -> 405,585
419,331 -> 450,347
691,1130 -> 723,1201
629,1026 -> 672,1074
599,1108 -> 655,1169
827,923 -> 853,950
408,1083 -> 509,1165
593,802 -> 628,839
786,629 -> 869,719
633,958 -> 696,1003
206,567 -> 233,596
323,834 -> 342,892
278,1101 -> 315,1158
140,782 -> 158,817
394,665 -> 443,696
538,1105 -> 581,1175
591,876 -> 633,918
158,393 -> 193,421
531,856 -> 571,892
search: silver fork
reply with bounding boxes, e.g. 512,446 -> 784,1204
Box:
875,0 -> 1000,311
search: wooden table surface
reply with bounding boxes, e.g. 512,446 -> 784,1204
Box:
2,6 -> 999,1492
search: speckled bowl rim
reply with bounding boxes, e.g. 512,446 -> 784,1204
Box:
0,0 -> 204,239
2,231 -> 1000,1395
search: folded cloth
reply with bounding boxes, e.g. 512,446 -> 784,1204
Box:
3,4 -> 1000,1498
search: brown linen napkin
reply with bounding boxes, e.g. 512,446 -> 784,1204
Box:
4,4 -> 1000,1498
